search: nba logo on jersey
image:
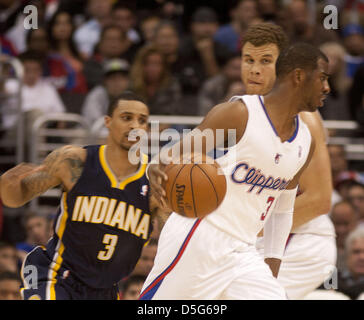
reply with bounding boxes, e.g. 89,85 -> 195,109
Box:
140,185 -> 148,196
298,146 -> 302,158
274,153 -> 282,164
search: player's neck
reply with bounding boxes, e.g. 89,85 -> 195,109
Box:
263,87 -> 299,141
104,144 -> 140,179
264,83 -> 300,117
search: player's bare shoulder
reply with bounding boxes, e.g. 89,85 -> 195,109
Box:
199,99 -> 248,140
299,110 -> 327,143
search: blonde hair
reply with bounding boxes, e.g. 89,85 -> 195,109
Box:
130,45 -> 171,100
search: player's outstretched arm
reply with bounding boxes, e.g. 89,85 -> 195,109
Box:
0,145 -> 86,208
291,111 -> 332,231
264,136 -> 316,277
147,100 -> 248,206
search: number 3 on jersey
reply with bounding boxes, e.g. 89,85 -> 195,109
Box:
97,234 -> 118,261
261,196 -> 275,221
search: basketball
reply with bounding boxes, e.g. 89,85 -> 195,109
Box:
163,159 -> 227,219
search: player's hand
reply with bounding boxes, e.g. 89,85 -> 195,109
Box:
148,163 -> 168,208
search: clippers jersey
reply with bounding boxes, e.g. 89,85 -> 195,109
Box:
44,145 -> 152,289
204,95 -> 312,244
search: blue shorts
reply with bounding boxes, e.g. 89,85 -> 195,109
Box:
21,247 -> 119,300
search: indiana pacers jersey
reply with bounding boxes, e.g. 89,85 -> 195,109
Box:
22,145 -> 152,297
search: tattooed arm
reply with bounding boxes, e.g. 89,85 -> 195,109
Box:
0,145 -> 86,208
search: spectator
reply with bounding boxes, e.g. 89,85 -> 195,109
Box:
16,212 -> 53,263
47,10 -> 86,71
26,27 -> 49,55
0,200 -> 3,239
337,227 -> 364,299
73,0 -> 113,58
214,0 -> 260,53
342,24 -> 364,79
2,51 -> 66,142
81,59 -> 130,126
319,42 -> 352,121
25,27 -> 87,112
0,271 -> 22,300
0,0 -> 27,53
46,10 -> 88,110
282,0 -> 340,47
348,63 -> 364,126
152,20 -> 180,67
327,144 -> 361,200
119,275 -> 146,300
140,15 -> 162,45
257,0 -> 280,23
83,25 -> 137,90
347,182 -> 364,226
111,2 -> 140,44
130,45 -> 182,115
177,7 -> 232,112
331,201 -> 359,272
0,36 -> 17,57
131,238 -> 158,277
198,53 -> 244,116
0,242 -> 18,273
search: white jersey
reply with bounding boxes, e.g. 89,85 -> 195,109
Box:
293,214 -> 335,236
204,95 -> 312,245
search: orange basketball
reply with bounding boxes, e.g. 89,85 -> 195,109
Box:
163,160 -> 227,219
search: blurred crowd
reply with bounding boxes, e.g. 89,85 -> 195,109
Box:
0,0 -> 364,300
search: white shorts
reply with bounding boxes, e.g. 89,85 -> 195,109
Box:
140,213 -> 287,300
256,233 -> 337,300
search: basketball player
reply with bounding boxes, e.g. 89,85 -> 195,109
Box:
0,92 -> 157,300
241,23 -> 336,300
140,43 -> 330,299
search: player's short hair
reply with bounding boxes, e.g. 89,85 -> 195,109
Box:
107,91 -> 147,117
242,22 -> 289,53
275,43 -> 328,80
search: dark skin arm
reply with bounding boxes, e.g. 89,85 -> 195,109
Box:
148,100 -> 248,207
0,145 -> 86,208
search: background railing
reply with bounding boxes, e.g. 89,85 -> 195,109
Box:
14,113 -> 361,212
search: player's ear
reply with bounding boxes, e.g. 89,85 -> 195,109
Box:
292,68 -> 306,86
104,115 -> 111,129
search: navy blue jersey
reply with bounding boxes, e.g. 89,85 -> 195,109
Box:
44,145 -> 152,290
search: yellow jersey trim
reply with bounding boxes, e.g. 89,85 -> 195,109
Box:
99,145 -> 148,190
48,193 -> 68,300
